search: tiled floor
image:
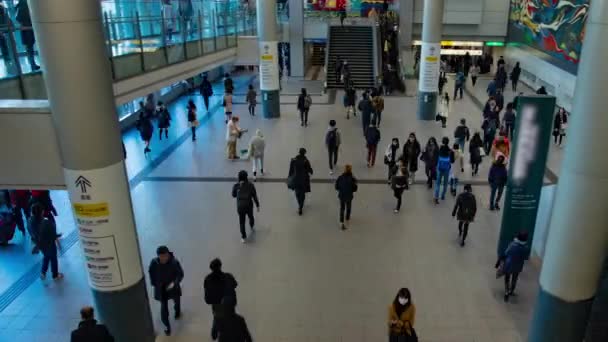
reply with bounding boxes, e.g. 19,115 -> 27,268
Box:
0,72 -> 551,341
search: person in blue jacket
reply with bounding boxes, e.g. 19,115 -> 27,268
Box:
496,232 -> 529,302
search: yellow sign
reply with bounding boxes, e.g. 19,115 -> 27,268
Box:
261,54 -> 273,61
425,56 -> 438,62
73,203 -> 110,218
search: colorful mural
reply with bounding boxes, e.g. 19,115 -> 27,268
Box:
508,0 -> 589,65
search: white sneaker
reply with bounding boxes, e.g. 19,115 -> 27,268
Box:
241,238 -> 246,244
394,209 -> 399,213
330,170 -> 334,175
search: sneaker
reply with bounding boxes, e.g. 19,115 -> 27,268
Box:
434,198 -> 439,204
40,273 -> 46,280
241,238 -> 246,244
489,205 -> 495,211
52,273 -> 64,280
164,328 -> 171,336
495,203 -> 501,210
298,208 -> 303,216
460,240 -> 465,247
394,209 -> 399,214
340,224 -> 346,231
175,312 -> 181,320
330,170 -> 334,175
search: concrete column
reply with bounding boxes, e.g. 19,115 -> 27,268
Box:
29,1 -> 155,341
289,0 -> 305,77
398,0 -> 414,48
257,0 -> 281,118
529,1 -> 608,341
416,0 -> 444,120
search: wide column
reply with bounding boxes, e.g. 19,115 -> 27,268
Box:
528,1 -> 608,341
416,0 -> 443,120
257,0 -> 281,118
29,1 -> 155,341
289,0 -> 305,77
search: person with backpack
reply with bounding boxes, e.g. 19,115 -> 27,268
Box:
204,258 -> 238,316
157,101 -> 171,140
136,109 -> 153,154
297,88 -> 312,127
434,137 -> 455,204
211,296 -> 253,342
391,160 -> 409,213
365,120 -> 381,167
199,74 -> 213,111
148,246 -> 184,336
358,92 -> 373,136
246,84 -> 257,116
469,132 -> 483,176
248,130 -> 265,180
231,170 -> 260,243
402,133 -> 421,185
452,184 -> 477,247
453,118 -> 470,152
384,138 -> 400,184
288,148 -> 314,215
223,90 -> 233,124
326,120 -> 342,175
453,71 -> 465,100
371,93 -> 385,127
344,84 -> 357,119
335,164 -> 358,230
187,99 -> 198,141
421,137 -> 439,189
496,231 -> 529,302
488,155 -> 508,210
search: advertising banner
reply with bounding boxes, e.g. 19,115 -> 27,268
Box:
418,42 -> 441,93
259,41 -> 280,91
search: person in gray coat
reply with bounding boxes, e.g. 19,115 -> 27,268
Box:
248,130 -> 265,180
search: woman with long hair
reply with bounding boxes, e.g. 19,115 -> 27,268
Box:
388,288 -> 416,342
421,137 -> 439,189
384,138 -> 400,184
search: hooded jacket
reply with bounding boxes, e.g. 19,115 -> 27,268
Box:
148,252 -> 185,301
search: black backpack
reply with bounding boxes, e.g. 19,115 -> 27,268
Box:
326,130 -> 338,147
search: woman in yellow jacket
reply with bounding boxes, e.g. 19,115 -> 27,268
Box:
388,288 -> 417,342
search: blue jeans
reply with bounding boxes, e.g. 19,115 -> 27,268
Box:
490,184 -> 505,208
450,177 -> 459,192
434,169 -> 450,199
455,137 -> 465,153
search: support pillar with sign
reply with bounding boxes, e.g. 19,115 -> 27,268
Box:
29,1 -> 154,341
416,0 -> 444,120
257,0 -> 281,118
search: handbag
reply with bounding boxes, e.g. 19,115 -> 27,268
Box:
286,175 -> 296,190
478,147 -> 486,157
495,260 -> 505,278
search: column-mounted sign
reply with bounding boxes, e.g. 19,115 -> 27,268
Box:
259,40 -> 279,91
418,42 -> 441,93
497,96 -> 556,256
65,161 -> 143,291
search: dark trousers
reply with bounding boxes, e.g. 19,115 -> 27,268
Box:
511,80 -> 518,92
248,104 -> 255,116
458,221 -> 470,241
393,189 -> 404,210
203,95 -> 210,111
160,296 -> 181,329
191,126 -> 196,141
454,85 -> 463,99
13,207 -> 26,233
328,146 -> 339,170
41,247 -> 58,278
425,165 -> 436,188
471,162 -> 479,175
490,184 -> 505,208
374,111 -> 382,126
159,128 -> 168,139
554,134 -> 564,145
237,206 -> 255,239
300,109 -> 309,124
504,123 -> 514,140
367,144 -> 377,166
504,272 -> 520,294
483,133 -> 495,154
0,35 -> 10,62
339,199 -> 352,223
471,76 -> 478,86
25,44 -> 37,68
295,190 -> 306,210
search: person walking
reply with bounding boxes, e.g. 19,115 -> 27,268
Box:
391,160 -> 409,213
470,64 -> 480,86
8,190 -> 30,236
487,78 -> 498,98
288,148 -> 313,215
384,138 -> 400,184
496,65 -> 508,93
388,288 -> 417,342
344,84 -> 357,119
297,88 -> 312,126
223,73 -> 234,93
482,112 -> 498,155
204,258 -> 238,316
438,93 -> 450,128
148,246 -> 184,336
553,107 -> 568,146
365,121 -> 381,167
0,192 -> 16,245
211,297 -> 253,342
199,74 -> 213,111
186,99 -> 198,141
453,70 -> 465,100
402,133 -> 421,185
246,85 -> 257,116
371,92 -> 385,127
421,137 -> 439,189
450,143 -> 464,196
325,120 -> 342,175
226,117 -> 245,160
451,184 -> 477,247
496,232 -> 529,302
335,164 -> 358,230
248,130 -> 265,180
157,101 -> 171,140
510,62 -> 521,92
31,202 -> 63,280
358,92 -> 373,136
434,137 -> 455,204
136,110 -> 153,154
231,171 -> 260,243
453,118 -> 470,152
502,102 -> 516,139
468,132 -> 483,176
488,155 -> 508,210
16,0 -> 40,71
70,307 -> 114,342
223,90 -> 233,124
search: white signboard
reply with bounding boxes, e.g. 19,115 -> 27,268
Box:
259,41 -> 279,91
418,42 -> 441,93
65,161 -> 143,291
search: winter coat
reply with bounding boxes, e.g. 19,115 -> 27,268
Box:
421,145 -> 439,168
452,192 -> 477,222
297,94 -> 311,111
385,143 -> 400,166
9,190 -> 30,209
503,239 -> 529,274
372,96 -> 385,113
200,79 -> 213,97
137,116 -> 153,141
391,169 -> 409,191
452,150 -> 465,178
402,140 -> 421,172
232,181 -> 260,211
16,1 -> 35,46
388,303 -> 416,336
510,66 -> 521,81
365,126 -> 381,146
246,89 -> 256,106
454,125 -> 470,141
211,311 -> 253,342
248,133 -> 265,158
335,173 -> 358,201
148,253 -> 184,301
553,112 -> 568,136
157,108 -> 171,129
469,135 -> 483,164
288,155 -> 313,193
487,81 -> 497,97
70,319 -> 114,342
358,98 -> 373,124
503,110 -> 516,126
344,88 -> 356,107
37,218 -> 58,254
204,271 -> 238,306
224,78 -> 234,92
488,163 -> 508,187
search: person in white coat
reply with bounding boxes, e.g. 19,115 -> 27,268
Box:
248,130 -> 266,180
450,143 -> 465,196
226,117 -> 245,160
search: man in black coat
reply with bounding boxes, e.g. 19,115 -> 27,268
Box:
200,75 -> 214,111
232,170 -> 260,243
288,148 -> 314,215
211,297 -> 253,342
70,306 -> 114,342
204,258 -> 238,316
148,246 -> 184,336
452,184 -> 477,247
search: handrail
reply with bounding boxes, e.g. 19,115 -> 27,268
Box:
323,22 -> 331,93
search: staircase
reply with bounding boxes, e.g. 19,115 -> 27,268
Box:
311,43 -> 326,66
326,26 -> 375,89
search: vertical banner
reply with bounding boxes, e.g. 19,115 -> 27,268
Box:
259,41 -> 279,91
418,42 -> 440,92
497,96 -> 556,256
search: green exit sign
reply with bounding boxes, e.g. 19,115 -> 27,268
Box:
485,41 -> 505,47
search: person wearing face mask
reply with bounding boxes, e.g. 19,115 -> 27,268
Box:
384,138 -> 400,184
421,137 -> 439,189
148,246 -> 184,336
388,288 -> 417,342
402,133 -> 421,185
391,160 -> 409,213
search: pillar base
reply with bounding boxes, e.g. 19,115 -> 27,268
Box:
262,90 -> 281,118
417,91 -> 438,120
93,278 -> 156,341
529,288 -> 593,342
